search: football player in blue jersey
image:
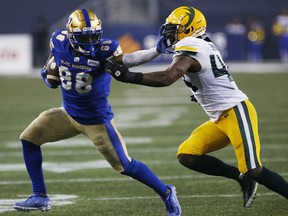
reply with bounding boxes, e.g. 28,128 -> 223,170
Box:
13,9 -> 181,216
105,6 -> 288,209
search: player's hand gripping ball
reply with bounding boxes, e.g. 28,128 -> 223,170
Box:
46,57 -> 61,88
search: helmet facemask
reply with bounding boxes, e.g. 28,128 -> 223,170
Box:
160,23 -> 188,48
68,28 -> 102,56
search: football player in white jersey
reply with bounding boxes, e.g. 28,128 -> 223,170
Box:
106,6 -> 288,208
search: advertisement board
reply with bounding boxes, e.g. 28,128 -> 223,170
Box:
0,34 -> 32,75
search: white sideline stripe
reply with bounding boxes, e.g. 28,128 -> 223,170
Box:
1,144 -> 287,158
85,192 -> 276,201
1,174 -> 287,185
3,138 -> 288,151
1,146 -> 288,158
0,146 -> 178,157
0,160 -> 112,173
6,137 -> 153,148
0,157 -> 287,173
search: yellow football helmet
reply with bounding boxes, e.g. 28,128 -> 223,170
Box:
160,6 -> 207,47
66,9 -> 103,55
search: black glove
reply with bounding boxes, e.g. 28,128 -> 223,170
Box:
105,59 -> 143,84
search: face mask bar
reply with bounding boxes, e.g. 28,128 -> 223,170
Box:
70,29 -> 103,55
74,34 -> 101,44
160,24 -> 183,48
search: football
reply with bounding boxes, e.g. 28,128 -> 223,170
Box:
46,56 -> 61,88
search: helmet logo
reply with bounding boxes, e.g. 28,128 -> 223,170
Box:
183,6 -> 195,30
82,9 -> 92,27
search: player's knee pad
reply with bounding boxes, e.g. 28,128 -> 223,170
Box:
121,158 -> 143,179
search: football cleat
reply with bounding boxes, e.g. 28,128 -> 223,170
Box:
163,185 -> 182,216
238,174 -> 258,208
13,194 -> 51,212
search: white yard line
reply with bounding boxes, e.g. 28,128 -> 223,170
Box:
0,157 -> 287,173
84,192 -> 277,201
1,173 -> 288,185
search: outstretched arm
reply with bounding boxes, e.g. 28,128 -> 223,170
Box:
112,47 -> 161,68
121,47 -> 161,68
105,55 -> 200,87
111,26 -> 172,68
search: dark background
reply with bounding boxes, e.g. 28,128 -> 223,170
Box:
1,0 -> 287,64
1,0 -> 286,34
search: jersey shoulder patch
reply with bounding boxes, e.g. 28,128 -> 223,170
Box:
50,29 -> 70,54
99,39 -> 122,60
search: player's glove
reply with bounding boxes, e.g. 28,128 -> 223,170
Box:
105,59 -> 143,84
156,25 -> 174,54
40,68 -> 56,89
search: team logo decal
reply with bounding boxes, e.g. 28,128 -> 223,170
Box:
87,59 -> 99,67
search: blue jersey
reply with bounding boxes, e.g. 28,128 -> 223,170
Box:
50,29 -> 121,124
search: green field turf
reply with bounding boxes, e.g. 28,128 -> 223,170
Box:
0,72 -> 287,215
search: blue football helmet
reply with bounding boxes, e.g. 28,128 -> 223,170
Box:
67,9 -> 103,56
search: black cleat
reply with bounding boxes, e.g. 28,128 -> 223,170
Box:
238,174 -> 258,208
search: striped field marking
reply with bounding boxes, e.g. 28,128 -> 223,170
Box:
1,173 -> 287,185
0,192 -> 279,214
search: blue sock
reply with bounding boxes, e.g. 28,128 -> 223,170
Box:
21,140 -> 47,195
121,158 -> 168,197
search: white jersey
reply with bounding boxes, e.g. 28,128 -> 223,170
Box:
173,37 -> 248,122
